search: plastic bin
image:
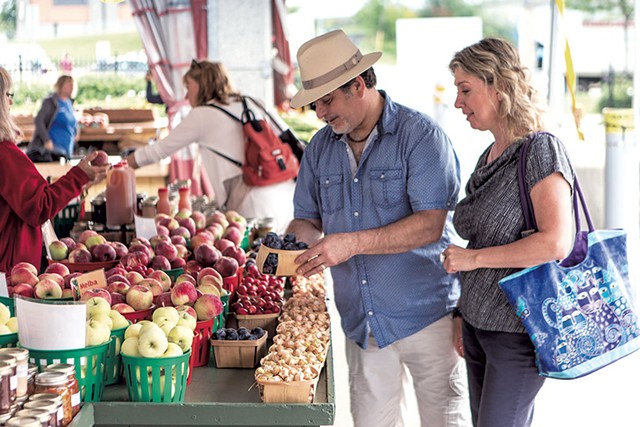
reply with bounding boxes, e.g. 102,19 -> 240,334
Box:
54,203 -> 80,239
26,340 -> 110,402
104,323 -> 130,385
121,350 -> 190,403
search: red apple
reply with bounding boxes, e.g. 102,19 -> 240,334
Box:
213,238 -> 235,253
110,292 -> 125,305
11,283 -> 34,298
154,242 -> 177,262
68,248 -> 92,264
175,274 -> 196,286
184,260 -> 203,278
194,243 -> 220,267
60,237 -> 77,252
170,258 -> 186,269
214,256 -> 239,278
148,270 -> 172,291
222,226 -> 243,247
63,272 -> 82,290
126,285 -> 154,311
110,241 -> 129,259
137,278 -> 164,297
9,266 -> 38,287
221,246 -> 247,267
34,279 -> 63,299
175,305 -> 197,320
191,211 -> 206,230
80,287 -> 112,305
170,281 -> 198,306
106,266 -> 128,278
153,291 -> 174,308
91,150 -> 109,166
107,281 -> 130,295
78,230 -> 98,245
38,273 -> 64,288
112,303 -> 135,314
44,262 -> 70,277
92,243 -> 117,262
150,255 -> 171,271
177,217 -> 196,237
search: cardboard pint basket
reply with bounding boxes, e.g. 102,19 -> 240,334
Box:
256,245 -> 305,277
234,312 -> 279,339
256,366 -> 321,403
211,331 -> 268,368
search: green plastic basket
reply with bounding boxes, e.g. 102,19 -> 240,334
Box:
104,323 -> 130,386
26,340 -> 110,402
0,296 -> 15,317
0,333 -> 18,348
162,267 -> 183,284
54,202 -> 80,239
220,294 -> 229,318
121,350 -> 191,403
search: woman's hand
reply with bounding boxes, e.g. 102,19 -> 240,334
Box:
442,244 -> 478,274
77,151 -> 108,185
453,317 -> 464,358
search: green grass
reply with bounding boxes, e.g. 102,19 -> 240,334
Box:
32,32 -> 143,60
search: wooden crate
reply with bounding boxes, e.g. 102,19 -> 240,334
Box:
257,376 -> 320,403
211,332 -> 268,368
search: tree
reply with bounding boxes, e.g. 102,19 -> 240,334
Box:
0,0 -> 16,40
566,0 -> 634,72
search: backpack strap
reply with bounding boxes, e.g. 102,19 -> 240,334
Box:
203,103 -> 243,168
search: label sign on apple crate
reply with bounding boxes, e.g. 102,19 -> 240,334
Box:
72,269 -> 108,299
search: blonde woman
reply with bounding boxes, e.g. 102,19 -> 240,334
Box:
0,66 -> 107,272
444,38 -> 575,427
27,74 -> 78,162
125,61 -> 295,229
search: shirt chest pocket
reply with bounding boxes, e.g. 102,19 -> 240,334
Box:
369,168 -> 405,207
318,174 -> 344,214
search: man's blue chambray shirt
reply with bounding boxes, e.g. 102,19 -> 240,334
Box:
293,92 -> 461,349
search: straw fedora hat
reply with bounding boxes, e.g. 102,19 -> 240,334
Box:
290,30 -> 382,109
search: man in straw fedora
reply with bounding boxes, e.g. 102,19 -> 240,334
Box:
287,30 -> 470,426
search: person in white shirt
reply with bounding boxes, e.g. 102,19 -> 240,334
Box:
125,60 -> 295,230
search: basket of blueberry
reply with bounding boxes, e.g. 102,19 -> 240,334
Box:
210,327 -> 268,368
256,232 -> 309,277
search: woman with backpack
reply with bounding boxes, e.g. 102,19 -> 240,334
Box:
125,61 -> 296,231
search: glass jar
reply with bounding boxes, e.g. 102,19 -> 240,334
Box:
0,348 -> 29,398
0,354 -> 17,406
256,217 -> 276,239
34,372 -> 71,427
26,366 -> 38,397
43,365 -> 79,418
178,186 -> 191,212
5,416 -> 41,427
141,196 -> 158,218
157,188 -> 171,215
0,361 -> 13,415
14,408 -> 51,427
23,398 -> 60,427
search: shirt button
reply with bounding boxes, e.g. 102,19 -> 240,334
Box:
368,311 -> 374,316
361,279 -> 367,285
354,211 -> 359,217
354,178 -> 359,183
325,179 -> 330,185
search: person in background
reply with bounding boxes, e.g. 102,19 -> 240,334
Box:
0,66 -> 108,273
286,30 -> 469,427
27,75 -> 79,162
125,60 -> 295,230
443,38 -> 575,427
60,53 -> 73,74
145,70 -> 164,105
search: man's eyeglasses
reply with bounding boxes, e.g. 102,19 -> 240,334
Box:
308,78 -> 355,111
6,92 -> 14,100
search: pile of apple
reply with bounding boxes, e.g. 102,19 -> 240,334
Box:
49,230 -> 129,263
120,306 -> 198,358
0,303 -> 17,336
84,296 -> 130,347
230,264 -> 285,315
7,261 -> 78,299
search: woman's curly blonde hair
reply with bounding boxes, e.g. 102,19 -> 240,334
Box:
449,37 -> 545,140
0,67 -> 19,144
184,60 -> 240,106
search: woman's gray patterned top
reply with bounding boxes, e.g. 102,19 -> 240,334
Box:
453,132 -> 575,333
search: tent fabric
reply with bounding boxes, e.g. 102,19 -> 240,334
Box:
272,0 -> 295,110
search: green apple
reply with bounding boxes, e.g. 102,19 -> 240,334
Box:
109,310 -> 130,330
0,304 -> 10,325
89,313 -> 113,330
138,321 -> 162,337
162,342 -> 184,357
85,297 -> 111,318
86,319 -> 111,346
152,306 -> 180,326
120,337 -> 140,356
157,320 -> 176,337
138,327 -> 169,358
5,318 -> 17,333
167,325 -> 194,352
176,311 -> 197,331
124,323 -> 144,340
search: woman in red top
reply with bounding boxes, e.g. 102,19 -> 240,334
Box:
0,66 -> 108,273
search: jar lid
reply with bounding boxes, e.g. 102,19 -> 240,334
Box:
45,363 -> 75,375
14,409 -> 50,423
0,361 -> 12,374
158,187 -> 168,194
23,399 -> 58,412
5,416 -> 42,427
28,393 -> 60,403
0,348 -> 28,361
0,354 -> 17,366
27,365 -> 38,375
34,371 -> 67,386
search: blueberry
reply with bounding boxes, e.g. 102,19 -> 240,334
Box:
283,242 -> 297,250
238,327 -> 250,335
266,253 -> 278,266
245,258 -> 256,267
251,327 -> 265,338
213,329 -> 226,340
262,265 -> 275,274
296,241 -> 309,249
225,329 -> 239,340
283,233 -> 296,243
247,334 -> 258,341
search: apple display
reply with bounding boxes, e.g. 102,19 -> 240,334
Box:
110,292 -> 125,305
158,217 -> 180,231
107,281 -> 130,296
170,281 -> 198,306
222,245 -> 247,267
170,235 -> 187,248
170,226 -> 191,240
167,325 -> 193,352
86,319 -> 111,346
148,270 -> 172,291
152,306 -> 180,325
197,282 -> 222,297
206,223 -> 224,240
38,273 -> 64,288
9,266 -> 38,287
78,230 -> 98,244
120,337 -> 141,356
194,294 -> 224,321
48,241 -> 69,261
184,260 -> 203,278
170,257 -> 187,270
125,271 -> 145,286
177,217 -> 196,237
112,303 -> 136,314
44,262 -> 70,277
153,242 -> 178,262
130,236 -> 152,249
85,296 -> 112,317
194,243 -> 221,267
137,278 -> 164,297
10,284 -> 34,298
110,241 -> 129,259
80,288 -> 112,305
213,256 -> 239,278
150,255 -> 172,271
149,234 -> 171,249
68,248 -> 92,264
174,274 -> 196,286
126,285 -> 154,311
92,243 -> 117,262
34,279 -> 63,299
138,327 -> 169,358
190,211 -> 206,230
213,238 -> 235,253
189,233 -> 210,249
222,226 -> 243,247
206,210 -> 229,229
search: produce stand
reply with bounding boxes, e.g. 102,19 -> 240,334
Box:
68,344 -> 336,427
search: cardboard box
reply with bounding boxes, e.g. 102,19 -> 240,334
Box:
211,332 -> 268,368
234,312 -> 279,339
